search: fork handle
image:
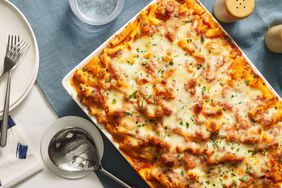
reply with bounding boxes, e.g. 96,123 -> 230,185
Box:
1,72 -> 11,147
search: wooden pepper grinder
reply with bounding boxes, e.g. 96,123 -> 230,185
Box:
265,25 -> 282,53
214,0 -> 255,23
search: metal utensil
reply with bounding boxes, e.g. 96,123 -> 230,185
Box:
48,128 -> 133,188
0,35 -> 30,147
0,36 -> 19,80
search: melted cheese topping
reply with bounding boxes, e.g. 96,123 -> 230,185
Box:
71,0 -> 282,187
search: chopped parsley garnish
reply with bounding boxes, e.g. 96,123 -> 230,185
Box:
126,60 -> 131,65
141,62 -> 147,66
187,38 -> 192,43
184,20 -> 192,23
244,80 -> 249,86
211,140 -> 219,149
197,64 -> 203,70
124,112 -> 131,116
180,170 -> 184,176
82,67 -> 88,72
168,61 -> 174,66
111,98 -> 116,104
149,119 -> 155,123
156,130 -> 160,136
239,176 -> 248,182
201,35 -> 205,43
262,149 -> 268,155
248,150 -> 256,155
202,86 -> 206,95
246,167 -> 251,174
128,91 -> 138,99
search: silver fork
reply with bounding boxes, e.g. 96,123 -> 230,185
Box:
0,36 -> 19,81
0,35 -> 29,147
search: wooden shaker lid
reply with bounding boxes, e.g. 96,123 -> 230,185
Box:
225,0 -> 255,19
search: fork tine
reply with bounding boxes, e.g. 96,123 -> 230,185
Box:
10,42 -> 25,62
14,43 -> 30,63
16,36 -> 20,54
8,40 -> 24,58
18,42 -> 29,54
11,35 -> 14,48
14,35 -> 17,47
5,35 -> 11,54
12,42 -> 29,61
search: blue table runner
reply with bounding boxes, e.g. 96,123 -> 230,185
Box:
10,0 -> 282,187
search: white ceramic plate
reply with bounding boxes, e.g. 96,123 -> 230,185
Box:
0,0 -> 39,117
40,116 -> 104,179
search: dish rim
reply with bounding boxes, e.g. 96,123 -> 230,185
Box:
62,0 -> 281,186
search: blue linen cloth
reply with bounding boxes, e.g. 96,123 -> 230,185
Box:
10,0 -> 282,187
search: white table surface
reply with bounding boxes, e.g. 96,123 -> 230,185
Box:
11,83 -> 103,188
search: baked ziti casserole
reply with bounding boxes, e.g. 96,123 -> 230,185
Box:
70,0 -> 282,187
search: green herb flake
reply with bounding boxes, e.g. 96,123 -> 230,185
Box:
184,20 -> 191,24
239,176 -> 248,182
246,167 -> 251,174
124,112 -> 131,116
82,67 -> 88,72
248,150 -> 256,155
197,64 -> 203,70
129,91 -> 138,99
156,130 -> 161,136
262,149 -> 268,155
201,35 -> 205,43
111,98 -> 116,104
202,86 -> 207,94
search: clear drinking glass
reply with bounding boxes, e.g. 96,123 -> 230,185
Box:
69,0 -> 124,25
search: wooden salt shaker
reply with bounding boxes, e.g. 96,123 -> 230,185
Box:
214,0 -> 255,23
265,25 -> 282,53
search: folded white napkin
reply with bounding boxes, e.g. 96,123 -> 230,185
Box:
0,120 -> 42,188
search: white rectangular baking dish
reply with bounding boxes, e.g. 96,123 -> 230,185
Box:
62,0 -> 281,186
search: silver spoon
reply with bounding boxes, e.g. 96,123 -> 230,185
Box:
48,127 -> 133,188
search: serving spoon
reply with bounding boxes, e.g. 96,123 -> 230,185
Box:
48,128 -> 133,188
